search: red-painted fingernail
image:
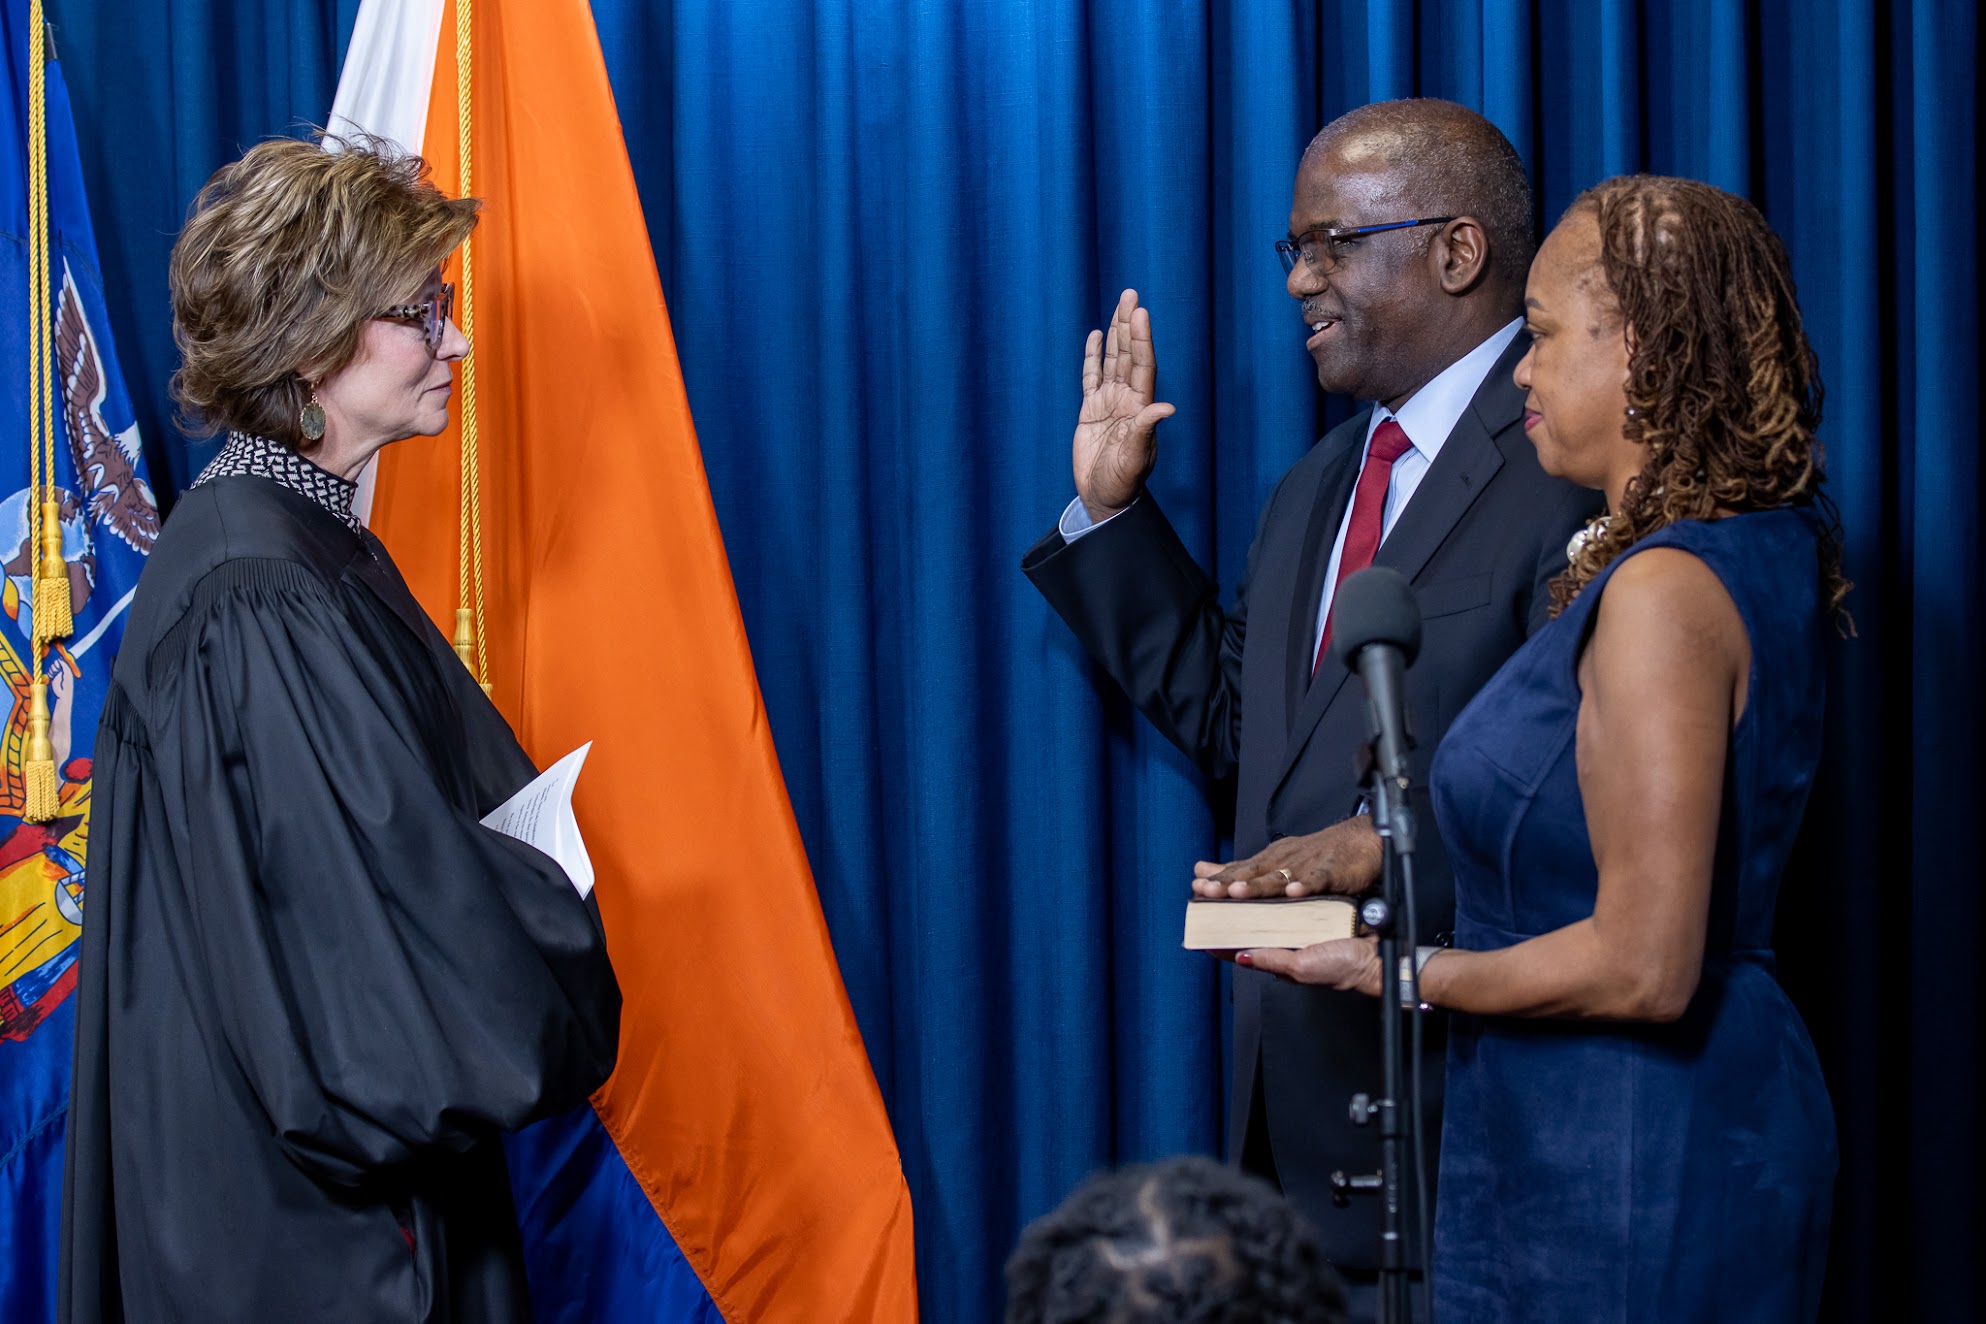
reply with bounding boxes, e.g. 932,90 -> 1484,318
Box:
1236,951 -> 1253,966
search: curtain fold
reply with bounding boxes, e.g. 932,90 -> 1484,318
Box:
55,1 -> 1982,1320
1901,0 -> 1981,1308
49,0 -> 360,498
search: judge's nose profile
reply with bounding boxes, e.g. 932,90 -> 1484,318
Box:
56,132 -> 623,1324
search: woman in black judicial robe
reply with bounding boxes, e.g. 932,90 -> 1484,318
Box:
59,136 -> 620,1323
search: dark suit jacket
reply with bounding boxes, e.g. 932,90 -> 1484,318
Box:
1022,334 -> 1602,1268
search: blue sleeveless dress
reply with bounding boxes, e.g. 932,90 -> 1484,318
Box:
1427,512 -> 1837,1322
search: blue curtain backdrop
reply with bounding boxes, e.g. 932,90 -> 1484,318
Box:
50,1 -> 361,496
50,1 -> 1980,1320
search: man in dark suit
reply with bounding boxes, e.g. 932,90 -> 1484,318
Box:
1022,99 -> 1601,1313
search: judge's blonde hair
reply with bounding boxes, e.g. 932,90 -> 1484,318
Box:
168,131 -> 479,449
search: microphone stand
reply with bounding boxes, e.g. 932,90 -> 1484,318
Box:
1321,567 -> 1433,1321
1374,754 -> 1420,1324
1332,740 -> 1426,1324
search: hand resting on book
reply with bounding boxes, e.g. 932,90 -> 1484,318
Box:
1190,816 -> 1383,900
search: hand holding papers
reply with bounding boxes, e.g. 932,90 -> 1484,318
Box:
481,743 -> 595,898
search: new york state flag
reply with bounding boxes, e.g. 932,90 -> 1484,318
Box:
1,3 -> 159,1318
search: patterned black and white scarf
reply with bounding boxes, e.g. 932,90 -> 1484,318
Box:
191,431 -> 363,535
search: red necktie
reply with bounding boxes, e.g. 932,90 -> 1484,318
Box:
1314,419 -> 1414,675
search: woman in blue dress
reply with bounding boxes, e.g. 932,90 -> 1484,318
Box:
1239,175 -> 1842,1320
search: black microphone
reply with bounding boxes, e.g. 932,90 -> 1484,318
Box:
1329,566 -> 1422,787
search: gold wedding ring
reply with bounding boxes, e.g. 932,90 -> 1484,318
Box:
1276,868 -> 1295,883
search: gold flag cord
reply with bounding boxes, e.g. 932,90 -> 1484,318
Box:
451,0 -> 490,693
21,0 -> 64,822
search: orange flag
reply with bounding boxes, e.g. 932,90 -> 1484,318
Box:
364,2 -> 917,1317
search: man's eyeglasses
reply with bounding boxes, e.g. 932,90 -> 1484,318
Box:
377,282 -> 456,353
1275,217 -> 1458,276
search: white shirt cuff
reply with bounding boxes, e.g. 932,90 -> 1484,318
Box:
1059,494 -> 1135,542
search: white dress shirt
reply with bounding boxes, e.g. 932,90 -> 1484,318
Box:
1059,318 -> 1523,661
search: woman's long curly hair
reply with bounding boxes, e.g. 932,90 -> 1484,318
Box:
1549,175 -> 1850,622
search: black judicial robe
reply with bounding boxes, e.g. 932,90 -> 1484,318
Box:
59,476 -> 622,1323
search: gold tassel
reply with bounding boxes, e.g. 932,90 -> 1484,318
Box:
452,609 -> 492,697
23,678 -> 59,823
33,498 -> 72,643
453,607 -> 477,671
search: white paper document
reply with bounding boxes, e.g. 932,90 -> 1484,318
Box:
480,742 -> 596,899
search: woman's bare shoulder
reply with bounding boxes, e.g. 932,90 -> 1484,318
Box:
1587,546 -> 1748,682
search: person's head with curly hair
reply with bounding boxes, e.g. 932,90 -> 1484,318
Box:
1004,1156 -> 1347,1324
1514,174 -> 1849,619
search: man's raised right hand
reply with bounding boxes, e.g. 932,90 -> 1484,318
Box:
1072,289 -> 1176,524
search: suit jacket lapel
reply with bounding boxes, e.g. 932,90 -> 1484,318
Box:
1271,334 -> 1530,796
1283,428 -> 1366,719
1370,408 -> 1506,586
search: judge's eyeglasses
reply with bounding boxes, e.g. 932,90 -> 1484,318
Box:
1275,217 -> 1458,276
376,282 -> 457,354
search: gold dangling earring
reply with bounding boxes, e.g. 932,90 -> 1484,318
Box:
299,382 -> 327,442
